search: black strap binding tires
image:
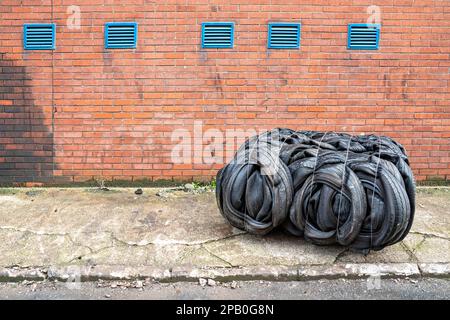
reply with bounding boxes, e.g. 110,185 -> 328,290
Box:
216,128 -> 416,253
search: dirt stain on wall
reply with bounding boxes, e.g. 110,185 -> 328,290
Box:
0,54 -> 54,185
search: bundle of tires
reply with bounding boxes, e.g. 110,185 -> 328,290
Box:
216,128 -> 415,253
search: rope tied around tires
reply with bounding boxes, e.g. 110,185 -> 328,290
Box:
216,128 -> 415,253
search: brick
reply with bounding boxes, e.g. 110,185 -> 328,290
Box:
0,1 -> 448,184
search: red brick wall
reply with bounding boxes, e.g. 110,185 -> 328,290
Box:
1,0 -> 449,184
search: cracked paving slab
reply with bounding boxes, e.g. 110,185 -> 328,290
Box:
402,233 -> 450,263
0,228 -> 90,267
202,233 -> 344,266
335,243 -> 414,264
0,187 -> 449,269
0,188 -> 244,268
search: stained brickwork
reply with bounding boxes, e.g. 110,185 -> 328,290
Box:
0,1 -> 449,184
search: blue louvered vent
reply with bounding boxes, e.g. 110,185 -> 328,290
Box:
348,24 -> 380,50
23,24 -> 55,50
105,22 -> 137,49
201,22 -> 234,48
268,23 -> 300,49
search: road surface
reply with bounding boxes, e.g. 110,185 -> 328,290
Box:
0,278 -> 448,300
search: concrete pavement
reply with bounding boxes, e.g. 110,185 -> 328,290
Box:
0,186 -> 448,282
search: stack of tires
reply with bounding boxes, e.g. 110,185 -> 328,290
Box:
216,128 -> 415,253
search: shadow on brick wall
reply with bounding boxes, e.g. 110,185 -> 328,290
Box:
0,54 -> 53,185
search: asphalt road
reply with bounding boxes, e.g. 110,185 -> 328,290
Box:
0,278 -> 448,300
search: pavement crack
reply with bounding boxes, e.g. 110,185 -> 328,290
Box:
201,245 -> 234,268
416,263 -> 425,277
333,248 -> 348,264
0,226 -> 96,259
409,231 -> 449,241
411,236 -> 427,254
198,232 -> 247,246
0,225 -> 69,237
400,242 -> 419,263
109,231 -> 246,248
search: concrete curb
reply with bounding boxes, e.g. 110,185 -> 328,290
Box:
418,263 -> 450,278
0,267 -> 47,282
1,263 -> 449,283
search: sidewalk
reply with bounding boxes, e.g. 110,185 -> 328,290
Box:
0,187 -> 448,282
